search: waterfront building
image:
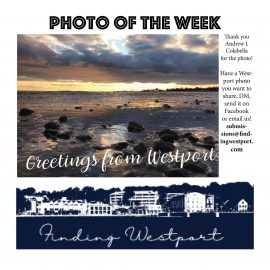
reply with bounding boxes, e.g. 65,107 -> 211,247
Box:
129,190 -> 159,207
109,191 -> 124,206
238,199 -> 248,212
184,192 -> 206,213
166,193 -> 184,202
206,194 -> 215,212
27,196 -> 111,216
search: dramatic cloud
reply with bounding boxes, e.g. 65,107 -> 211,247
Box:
17,34 -> 218,90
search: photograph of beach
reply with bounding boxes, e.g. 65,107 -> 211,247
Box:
17,34 -> 219,177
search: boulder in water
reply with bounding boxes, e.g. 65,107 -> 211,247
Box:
158,129 -> 180,141
58,115 -> 68,123
153,140 -> 175,153
204,109 -> 215,114
127,121 -> 145,132
183,160 -> 208,174
76,134 -> 92,142
44,121 -> 60,130
19,108 -> 34,116
163,104 -> 171,109
203,136 -> 215,144
134,142 -> 147,155
112,142 -> 128,150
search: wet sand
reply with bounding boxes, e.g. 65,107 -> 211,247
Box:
17,91 -> 218,177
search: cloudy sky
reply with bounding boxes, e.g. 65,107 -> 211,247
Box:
17,34 -> 218,91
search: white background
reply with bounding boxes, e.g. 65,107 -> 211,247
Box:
0,0 -> 270,269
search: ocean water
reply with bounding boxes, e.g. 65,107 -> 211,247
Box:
18,91 -> 218,113
17,91 -> 218,177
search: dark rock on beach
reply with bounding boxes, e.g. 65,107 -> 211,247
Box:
76,134 -> 92,142
127,121 -> 145,132
162,104 -> 171,109
158,129 -> 180,141
153,140 -> 175,153
160,133 -> 176,143
75,106 -> 82,110
203,136 -> 215,144
134,142 -> 147,156
183,132 -> 192,138
112,142 -> 128,150
44,121 -> 60,130
100,124 -> 107,128
183,160 -> 208,174
44,129 -> 58,139
185,133 -> 199,143
58,115 -> 68,123
57,131 -> 72,140
194,99 -> 200,105
204,109 -> 215,114
19,108 -> 34,116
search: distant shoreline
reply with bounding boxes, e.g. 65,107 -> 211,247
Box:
17,87 -> 219,93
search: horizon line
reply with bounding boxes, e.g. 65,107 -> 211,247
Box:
17,86 -> 219,92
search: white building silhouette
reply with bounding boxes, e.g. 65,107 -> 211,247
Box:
166,193 -> 184,202
184,192 -> 206,213
129,190 -> 159,206
129,190 -> 162,216
237,199 -> 248,212
206,194 -> 215,212
28,197 -> 111,216
110,191 -> 124,206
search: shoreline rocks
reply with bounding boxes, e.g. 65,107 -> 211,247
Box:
183,160 -> 208,174
134,142 -> 147,156
184,132 -> 199,143
158,129 -> 180,141
127,121 -> 145,132
203,136 -> 215,144
153,140 -> 175,153
57,131 -> 72,140
44,121 -> 60,130
44,129 -> 58,140
204,109 -> 215,114
162,104 -> 171,109
58,115 -> 68,123
76,134 -> 92,142
19,108 -> 34,116
112,142 -> 128,151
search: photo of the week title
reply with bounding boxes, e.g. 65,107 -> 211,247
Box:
50,16 -> 221,30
